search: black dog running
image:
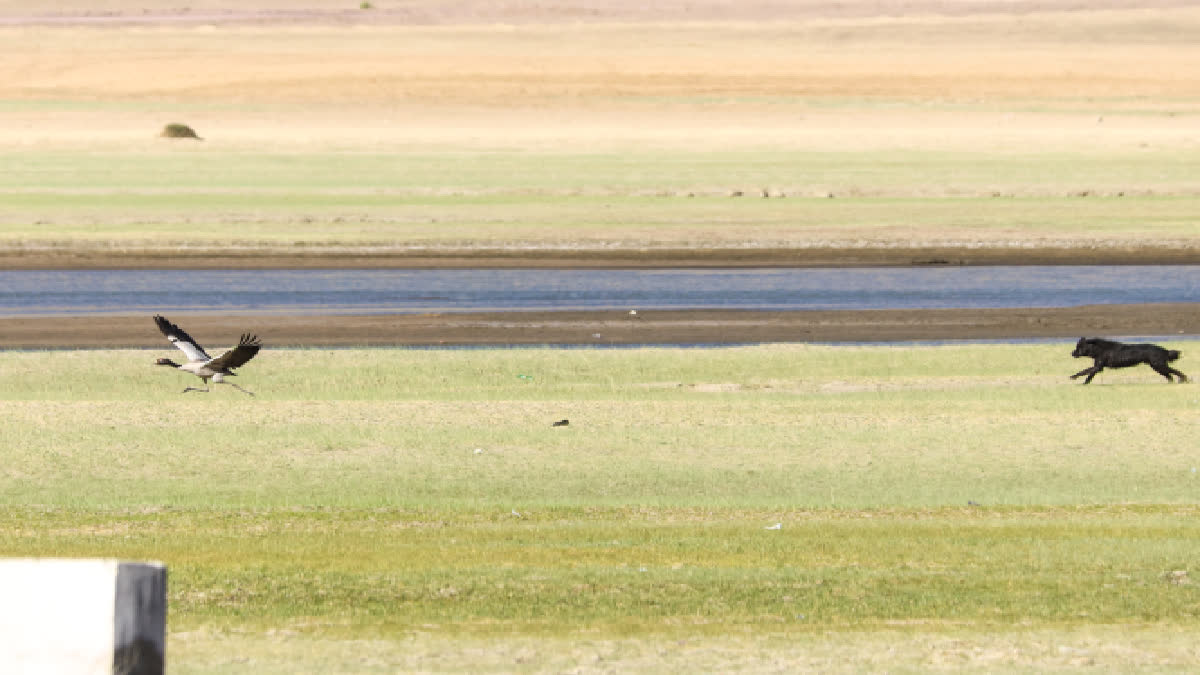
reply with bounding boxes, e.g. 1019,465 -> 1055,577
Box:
1070,337 -> 1187,384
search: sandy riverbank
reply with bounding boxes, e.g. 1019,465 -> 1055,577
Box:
5,303 -> 1197,349
2,243 -> 1198,270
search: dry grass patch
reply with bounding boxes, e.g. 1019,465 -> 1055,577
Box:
3,10 -> 1200,106
165,625 -> 1200,674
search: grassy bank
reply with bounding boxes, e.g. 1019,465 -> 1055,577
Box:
1,147 -> 1198,256
2,344 -> 1198,670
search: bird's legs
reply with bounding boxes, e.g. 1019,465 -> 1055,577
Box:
182,384 -> 210,394
221,381 -> 256,397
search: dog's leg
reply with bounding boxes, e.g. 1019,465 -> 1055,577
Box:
1074,365 -> 1103,384
1149,363 -> 1178,382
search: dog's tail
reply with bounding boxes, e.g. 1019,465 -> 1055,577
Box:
1167,349 -> 1182,362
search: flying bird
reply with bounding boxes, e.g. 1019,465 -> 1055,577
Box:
153,315 -> 262,396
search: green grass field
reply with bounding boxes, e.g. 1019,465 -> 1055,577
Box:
2,144 -> 1199,253
2,344 -> 1198,671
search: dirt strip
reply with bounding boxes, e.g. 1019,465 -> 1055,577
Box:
6,0 -> 1193,26
2,245 -> 1199,270
3,304 -> 1197,349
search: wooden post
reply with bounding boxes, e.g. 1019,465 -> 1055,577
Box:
0,559 -> 166,674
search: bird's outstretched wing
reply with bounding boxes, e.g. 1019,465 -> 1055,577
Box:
206,333 -> 262,371
154,315 -> 210,362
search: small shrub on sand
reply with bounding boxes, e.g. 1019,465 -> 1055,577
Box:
159,123 -> 202,140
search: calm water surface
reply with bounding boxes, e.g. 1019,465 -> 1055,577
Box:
0,267 -> 1197,316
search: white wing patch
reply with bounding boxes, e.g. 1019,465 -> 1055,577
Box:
167,334 -> 210,362
155,315 -> 212,362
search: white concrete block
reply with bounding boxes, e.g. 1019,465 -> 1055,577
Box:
0,558 -> 166,675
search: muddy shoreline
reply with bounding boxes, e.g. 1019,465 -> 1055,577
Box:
2,244 -> 1198,270
4,304 -> 1197,349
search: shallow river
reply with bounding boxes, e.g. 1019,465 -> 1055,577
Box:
1,266 -> 1197,316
